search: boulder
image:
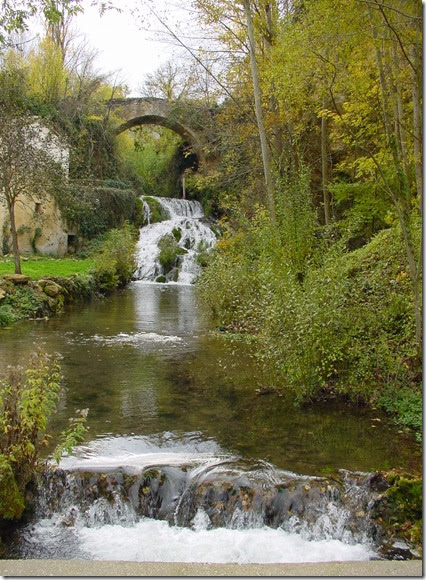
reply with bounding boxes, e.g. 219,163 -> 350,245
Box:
38,279 -> 63,298
3,274 -> 30,285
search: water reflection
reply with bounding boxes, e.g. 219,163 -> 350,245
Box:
0,283 -> 420,475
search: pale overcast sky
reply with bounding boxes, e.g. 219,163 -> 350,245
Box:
74,2 -> 196,96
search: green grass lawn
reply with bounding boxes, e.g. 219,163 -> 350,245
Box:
0,256 -> 96,280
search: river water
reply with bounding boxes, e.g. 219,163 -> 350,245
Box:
0,199 -> 420,563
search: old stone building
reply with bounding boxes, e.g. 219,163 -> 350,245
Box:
0,121 -> 71,256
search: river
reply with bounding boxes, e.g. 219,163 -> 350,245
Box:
0,198 -> 420,563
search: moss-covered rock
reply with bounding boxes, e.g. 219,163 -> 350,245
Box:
371,470 -> 422,554
38,279 -> 63,298
144,197 -> 170,224
0,456 -> 25,520
158,234 -> 186,274
0,273 -> 98,326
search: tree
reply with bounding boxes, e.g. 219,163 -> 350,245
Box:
140,60 -> 192,101
0,93 -> 66,273
0,1 -> 116,50
242,0 -> 276,223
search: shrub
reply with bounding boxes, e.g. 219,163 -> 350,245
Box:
3,286 -> 44,319
158,233 -> 185,274
0,304 -> 16,327
198,201 -> 421,437
57,183 -> 138,241
93,223 -> 137,291
0,350 -> 88,521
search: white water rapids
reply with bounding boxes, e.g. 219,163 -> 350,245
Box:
134,196 -> 216,284
14,436 -> 379,563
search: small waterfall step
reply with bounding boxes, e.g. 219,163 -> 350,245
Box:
4,434 -> 419,563
135,196 -> 216,285
35,460 -> 383,546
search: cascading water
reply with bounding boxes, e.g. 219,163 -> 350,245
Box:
134,196 -> 216,284
6,436 -> 384,563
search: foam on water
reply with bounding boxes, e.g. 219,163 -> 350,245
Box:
92,332 -> 183,345
59,451 -> 227,474
77,516 -> 375,563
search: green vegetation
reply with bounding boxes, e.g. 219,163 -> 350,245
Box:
92,223 -> 137,292
380,472 -> 423,548
57,183 -> 139,242
192,0 -> 422,446
0,256 -> 95,279
118,127 -> 188,198
198,193 -> 422,438
143,196 -> 170,224
0,349 -> 88,521
2,285 -> 45,320
157,233 -> 186,274
0,225 -> 137,325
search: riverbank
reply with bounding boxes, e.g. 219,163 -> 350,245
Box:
0,270 -> 99,326
0,558 -> 422,577
0,225 -> 137,327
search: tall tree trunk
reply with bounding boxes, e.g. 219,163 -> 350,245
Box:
321,95 -> 331,225
264,2 -> 284,173
7,200 -> 21,275
242,0 -> 276,223
390,38 -> 410,183
411,18 -> 422,212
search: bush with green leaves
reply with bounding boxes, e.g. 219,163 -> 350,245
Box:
0,304 -> 16,327
197,226 -> 263,334
3,285 -> 44,320
57,183 -> 138,242
93,222 -> 137,292
0,350 -> 88,521
198,184 -> 421,438
329,180 -> 390,247
157,233 -> 187,275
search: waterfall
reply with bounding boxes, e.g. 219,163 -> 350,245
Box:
134,197 -> 216,285
6,436 -> 387,563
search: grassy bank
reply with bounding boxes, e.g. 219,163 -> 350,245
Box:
0,225 -> 137,326
0,256 -> 96,279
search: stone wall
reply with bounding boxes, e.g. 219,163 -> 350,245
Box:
0,120 -> 71,257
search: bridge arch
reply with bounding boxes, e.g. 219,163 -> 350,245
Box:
108,98 -> 206,168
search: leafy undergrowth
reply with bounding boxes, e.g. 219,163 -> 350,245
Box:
198,213 -> 422,441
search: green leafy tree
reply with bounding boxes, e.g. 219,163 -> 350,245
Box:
0,76 -> 66,273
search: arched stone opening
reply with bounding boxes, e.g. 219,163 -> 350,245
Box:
115,114 -> 205,169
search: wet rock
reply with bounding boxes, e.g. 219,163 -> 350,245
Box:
34,463 -> 420,558
128,467 -> 187,521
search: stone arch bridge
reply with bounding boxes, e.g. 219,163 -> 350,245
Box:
107,97 -> 211,169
